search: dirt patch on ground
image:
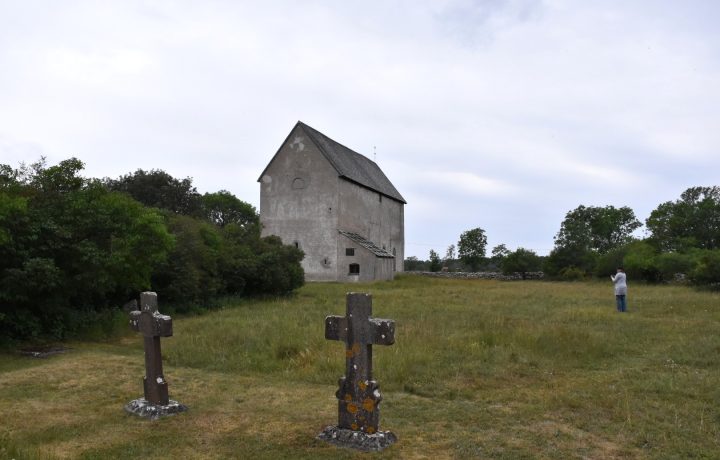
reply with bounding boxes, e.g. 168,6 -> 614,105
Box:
18,345 -> 71,358
530,419 -> 641,459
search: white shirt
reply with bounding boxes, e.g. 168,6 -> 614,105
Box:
611,272 -> 627,295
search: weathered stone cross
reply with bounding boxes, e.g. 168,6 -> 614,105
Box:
129,291 -> 173,406
324,293 -> 395,434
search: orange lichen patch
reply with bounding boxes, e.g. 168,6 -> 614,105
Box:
344,394 -> 352,402
367,427 -> 376,434
358,381 -> 368,391
351,423 -> 359,430
347,403 -> 358,414
345,348 -> 354,358
351,343 -> 361,354
362,398 -> 375,412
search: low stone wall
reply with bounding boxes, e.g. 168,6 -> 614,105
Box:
409,271 -> 545,281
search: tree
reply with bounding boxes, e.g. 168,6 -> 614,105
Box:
490,244 -> 510,270
201,190 -> 258,230
547,205 -> 640,276
151,214 -> 223,307
0,158 -> 173,339
1,158 -> 308,340
404,256 -> 426,271
554,205 -> 641,254
646,186 -> 720,251
502,248 -> 541,279
105,169 -> 203,216
543,245 -> 597,278
429,249 -> 442,272
458,227 -> 487,272
445,244 -> 456,262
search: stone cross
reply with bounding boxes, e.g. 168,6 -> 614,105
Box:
129,292 -> 173,406
324,293 -> 395,434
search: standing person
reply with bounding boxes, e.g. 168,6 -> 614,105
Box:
611,267 -> 627,312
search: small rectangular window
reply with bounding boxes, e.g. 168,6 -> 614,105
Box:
349,263 -> 360,275
346,248 -> 355,256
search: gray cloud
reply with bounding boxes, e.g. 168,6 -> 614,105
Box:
1,0 -> 718,257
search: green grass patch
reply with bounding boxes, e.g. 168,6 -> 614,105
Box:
1,275 -> 719,458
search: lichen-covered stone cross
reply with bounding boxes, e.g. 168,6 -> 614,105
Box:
129,292 -> 173,406
325,293 -> 395,434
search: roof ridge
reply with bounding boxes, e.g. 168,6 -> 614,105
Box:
297,122 -> 345,174
297,122 -> 406,204
298,121 -> 367,161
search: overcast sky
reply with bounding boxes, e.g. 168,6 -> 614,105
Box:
1,0 -> 718,258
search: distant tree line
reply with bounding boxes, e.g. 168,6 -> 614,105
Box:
0,158 -> 304,341
406,227 -> 543,279
406,186 -> 720,287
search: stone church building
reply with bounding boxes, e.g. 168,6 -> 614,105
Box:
258,121 -> 406,282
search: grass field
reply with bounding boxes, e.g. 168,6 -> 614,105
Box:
1,275 -> 719,459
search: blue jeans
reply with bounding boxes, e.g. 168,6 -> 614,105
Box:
616,295 -> 627,312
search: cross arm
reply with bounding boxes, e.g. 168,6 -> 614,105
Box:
152,313 -> 173,337
325,315 -> 348,341
130,310 -> 173,337
129,310 -> 142,332
369,318 -> 395,345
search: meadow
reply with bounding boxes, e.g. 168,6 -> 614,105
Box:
1,275 -> 719,459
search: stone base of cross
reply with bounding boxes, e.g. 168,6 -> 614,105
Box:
124,397 -> 188,420
317,425 -> 397,452
317,293 -> 397,451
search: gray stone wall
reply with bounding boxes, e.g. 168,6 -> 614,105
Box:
411,271 -> 545,281
337,179 -> 404,273
336,234 -> 394,282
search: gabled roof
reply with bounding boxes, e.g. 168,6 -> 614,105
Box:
339,231 -> 395,258
259,121 -> 407,204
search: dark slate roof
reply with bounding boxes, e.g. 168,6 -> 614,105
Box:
298,122 -> 407,204
339,231 -> 395,258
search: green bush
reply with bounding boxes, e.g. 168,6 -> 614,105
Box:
594,245 -> 629,278
544,246 -> 597,278
151,214 -> 222,309
243,236 -> 305,295
623,241 -> 661,282
502,247 -> 541,279
596,242 -> 704,284
655,251 -> 697,282
558,266 -> 587,281
151,217 -> 305,308
690,249 -> 720,286
0,159 -> 173,340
